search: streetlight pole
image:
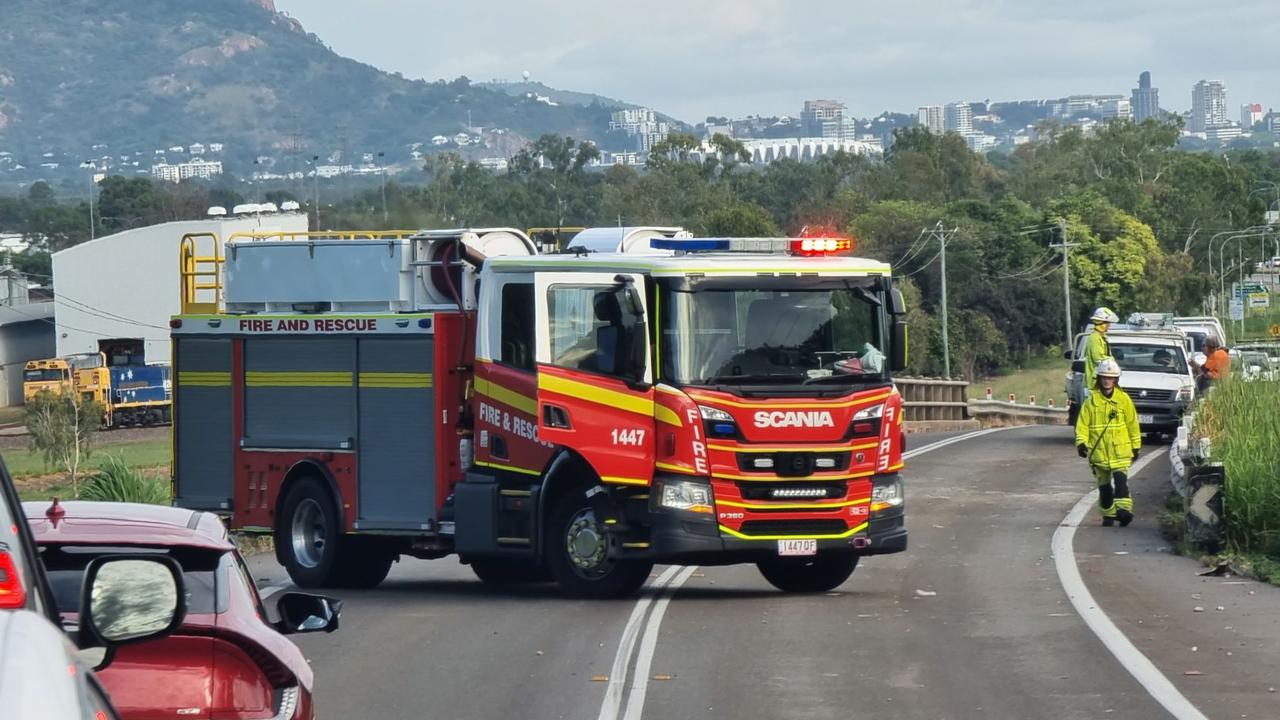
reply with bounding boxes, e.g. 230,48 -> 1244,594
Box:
81,161 -> 96,240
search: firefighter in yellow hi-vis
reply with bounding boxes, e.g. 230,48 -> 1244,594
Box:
1075,358 -> 1141,526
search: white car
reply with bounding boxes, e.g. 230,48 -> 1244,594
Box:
1066,329 -> 1196,434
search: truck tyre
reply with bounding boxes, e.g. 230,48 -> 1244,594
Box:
278,478 -> 345,588
757,554 -> 858,593
469,558 -> 552,584
333,539 -> 395,589
544,487 -> 653,599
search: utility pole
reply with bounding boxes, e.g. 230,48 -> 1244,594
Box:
378,151 -> 388,224
923,222 -> 956,378
1049,218 -> 1078,351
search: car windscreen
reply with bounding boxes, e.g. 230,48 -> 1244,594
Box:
37,544 -> 224,616
1110,343 -> 1188,374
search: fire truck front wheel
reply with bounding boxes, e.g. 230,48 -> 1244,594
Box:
545,489 -> 653,599
279,478 -> 345,588
757,553 -> 859,593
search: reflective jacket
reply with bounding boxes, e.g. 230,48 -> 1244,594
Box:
1083,329 -> 1110,390
1074,387 -> 1141,470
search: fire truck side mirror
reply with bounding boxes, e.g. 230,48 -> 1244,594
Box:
888,288 -> 906,316
890,319 -> 908,373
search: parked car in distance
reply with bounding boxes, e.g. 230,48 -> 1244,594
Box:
25,500 -> 342,720
1171,316 -> 1226,354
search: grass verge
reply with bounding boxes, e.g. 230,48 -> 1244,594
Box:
5,438 -> 170,480
982,353 -> 1069,407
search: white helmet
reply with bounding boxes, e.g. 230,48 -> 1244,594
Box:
1095,358 -> 1122,378
1090,307 -> 1120,324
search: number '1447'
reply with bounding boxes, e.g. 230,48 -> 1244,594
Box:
611,428 -> 646,446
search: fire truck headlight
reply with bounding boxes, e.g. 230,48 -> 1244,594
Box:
852,404 -> 884,421
870,476 -> 904,513
660,479 -> 714,514
698,405 -> 733,422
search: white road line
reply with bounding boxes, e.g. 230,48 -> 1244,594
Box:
595,425 -> 1017,719
621,566 -> 699,720
596,566 -> 683,720
903,426 -> 1019,460
1052,452 -> 1209,720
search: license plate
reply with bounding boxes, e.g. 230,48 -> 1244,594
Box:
1137,414 -> 1154,424
778,539 -> 817,556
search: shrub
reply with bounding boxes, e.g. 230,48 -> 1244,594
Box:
1196,378 -> 1280,556
79,456 -> 170,505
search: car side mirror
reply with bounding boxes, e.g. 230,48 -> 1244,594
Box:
275,592 -> 343,635
1062,350 -> 1073,360
80,556 -> 185,650
1071,360 -> 1085,373
888,288 -> 906,316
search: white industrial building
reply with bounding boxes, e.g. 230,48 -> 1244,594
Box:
52,213 -> 309,364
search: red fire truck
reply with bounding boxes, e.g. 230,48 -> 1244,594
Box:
171,228 -> 909,597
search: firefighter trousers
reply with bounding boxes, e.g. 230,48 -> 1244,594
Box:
1091,465 -> 1133,518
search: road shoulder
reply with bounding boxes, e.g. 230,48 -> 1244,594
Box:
1073,449 -> 1280,716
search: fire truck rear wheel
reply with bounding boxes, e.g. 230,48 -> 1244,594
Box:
756,554 -> 858,593
544,489 -> 653,599
469,558 -> 552,584
334,539 -> 395,589
279,478 -> 344,588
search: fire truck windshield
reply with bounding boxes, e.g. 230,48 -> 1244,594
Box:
659,279 -> 888,390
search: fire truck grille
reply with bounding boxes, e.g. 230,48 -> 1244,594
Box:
735,519 -> 849,537
735,451 -> 852,475
736,482 -> 848,501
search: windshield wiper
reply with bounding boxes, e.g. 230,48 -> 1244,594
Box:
702,373 -> 803,384
802,373 -> 881,385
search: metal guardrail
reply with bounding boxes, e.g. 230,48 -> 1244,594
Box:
895,377 -> 969,421
966,399 -> 1066,425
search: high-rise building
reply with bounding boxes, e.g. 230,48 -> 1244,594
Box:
1190,80 -> 1228,133
944,102 -> 973,135
918,105 -> 945,134
1131,71 -> 1160,123
801,100 -> 845,138
1241,103 -> 1264,130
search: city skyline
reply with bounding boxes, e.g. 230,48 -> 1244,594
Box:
274,0 -> 1279,122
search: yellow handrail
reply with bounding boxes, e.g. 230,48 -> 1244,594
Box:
178,230 -> 420,314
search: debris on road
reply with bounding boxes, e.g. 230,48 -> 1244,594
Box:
590,675 -> 608,682
1183,670 -> 1203,676
915,589 -> 937,597
1193,606 -> 1205,612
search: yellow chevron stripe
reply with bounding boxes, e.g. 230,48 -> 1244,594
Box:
654,404 -> 683,427
538,373 -> 653,417
475,377 -> 538,415
718,521 -> 869,541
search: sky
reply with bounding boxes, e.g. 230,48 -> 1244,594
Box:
273,0 -> 1279,123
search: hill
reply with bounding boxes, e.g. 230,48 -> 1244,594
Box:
0,0 -> 633,173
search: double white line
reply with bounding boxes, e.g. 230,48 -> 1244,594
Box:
596,426 -> 1012,720
596,565 -> 699,720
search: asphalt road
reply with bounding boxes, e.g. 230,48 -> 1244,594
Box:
246,426 -> 1280,720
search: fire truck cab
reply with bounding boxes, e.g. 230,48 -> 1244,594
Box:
171,229 -> 909,598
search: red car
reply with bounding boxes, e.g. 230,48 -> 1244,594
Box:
25,500 -> 341,720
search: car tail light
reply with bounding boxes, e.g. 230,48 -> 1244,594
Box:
0,551 -> 27,609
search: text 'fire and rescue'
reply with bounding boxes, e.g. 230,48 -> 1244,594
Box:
238,318 -> 379,333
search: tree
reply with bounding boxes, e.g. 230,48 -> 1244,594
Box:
25,390 -> 104,497
1051,193 -> 1161,311
703,202 -> 779,236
